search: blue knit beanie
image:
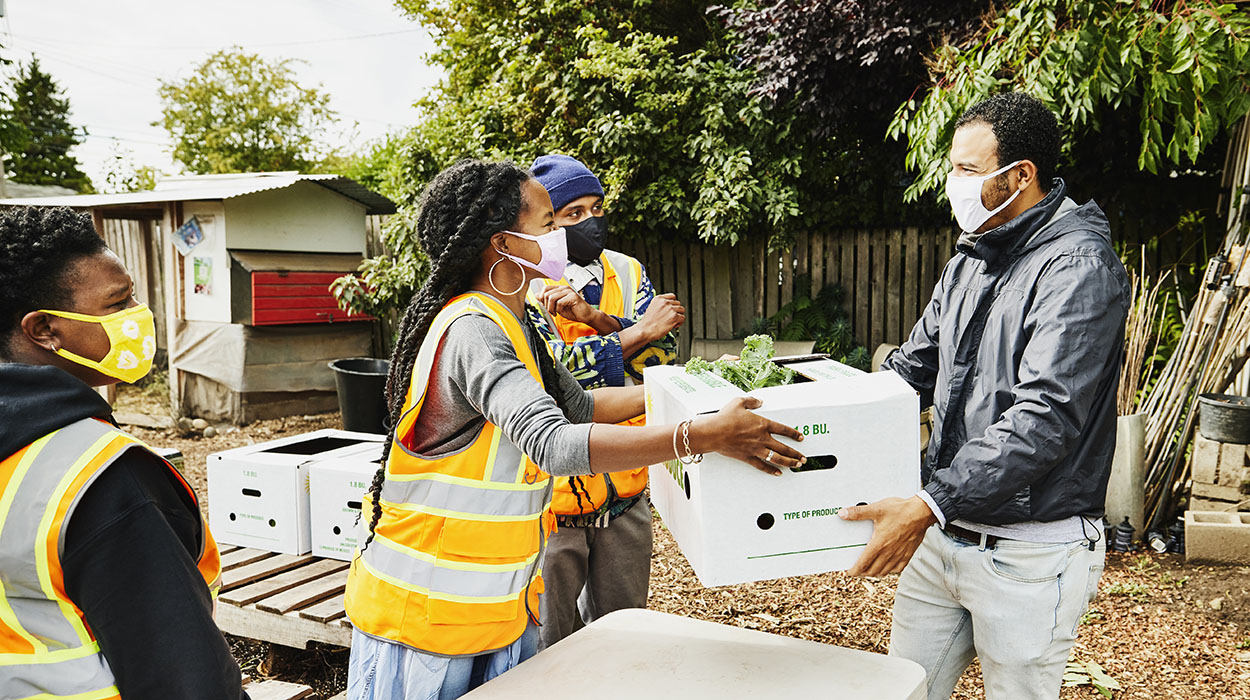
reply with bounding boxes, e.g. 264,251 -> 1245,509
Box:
530,154 -> 604,212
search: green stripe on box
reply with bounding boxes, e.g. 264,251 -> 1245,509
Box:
746,542 -> 868,560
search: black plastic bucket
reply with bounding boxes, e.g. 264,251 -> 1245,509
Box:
1197,393 -> 1250,443
329,358 -> 390,435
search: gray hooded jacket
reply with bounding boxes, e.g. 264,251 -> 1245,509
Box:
883,180 -> 1129,525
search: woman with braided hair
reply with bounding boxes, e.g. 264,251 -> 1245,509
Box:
343,159 -> 806,700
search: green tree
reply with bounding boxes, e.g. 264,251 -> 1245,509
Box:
155,48 -> 338,174
335,132 -> 410,203
335,1 -> 853,313
889,0 -> 1250,202
0,58 -> 93,193
394,0 -> 842,246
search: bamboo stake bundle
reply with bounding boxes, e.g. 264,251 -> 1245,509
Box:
1137,116 -> 1250,529
1118,263 -> 1170,416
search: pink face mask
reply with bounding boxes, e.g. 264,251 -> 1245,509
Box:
497,228 -> 568,281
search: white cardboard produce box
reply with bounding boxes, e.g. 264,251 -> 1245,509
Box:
309,449 -> 385,560
644,358 -> 920,587
207,429 -> 386,555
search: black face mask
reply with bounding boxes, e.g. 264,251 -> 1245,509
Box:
564,215 -> 609,266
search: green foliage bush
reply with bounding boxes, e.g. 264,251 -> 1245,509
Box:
750,275 -> 871,370
388,0 -> 841,247
889,0 -> 1250,202
335,0 -> 853,314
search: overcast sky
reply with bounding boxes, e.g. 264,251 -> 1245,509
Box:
0,0 -> 441,186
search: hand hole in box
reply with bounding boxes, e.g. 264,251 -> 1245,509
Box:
757,513 -> 775,530
856,502 -> 868,507
258,436 -> 365,456
793,454 -> 837,472
347,500 -> 362,510
242,488 -> 262,497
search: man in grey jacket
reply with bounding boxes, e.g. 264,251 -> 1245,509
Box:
839,93 -> 1129,699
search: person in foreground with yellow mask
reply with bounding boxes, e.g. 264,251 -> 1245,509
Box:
0,206 -> 247,700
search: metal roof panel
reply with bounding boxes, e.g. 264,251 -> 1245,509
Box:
0,173 -> 397,215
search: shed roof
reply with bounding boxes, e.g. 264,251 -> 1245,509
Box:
0,182 -> 78,198
0,172 -> 397,215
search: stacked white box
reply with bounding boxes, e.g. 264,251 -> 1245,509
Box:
309,448 -> 386,560
207,429 -> 386,554
644,359 -> 920,587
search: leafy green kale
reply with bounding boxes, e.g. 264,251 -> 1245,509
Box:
684,334 -> 795,391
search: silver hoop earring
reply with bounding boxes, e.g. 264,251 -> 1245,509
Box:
488,256 -> 526,296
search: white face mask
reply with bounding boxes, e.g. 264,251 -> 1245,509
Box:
492,228 -> 568,292
945,160 -> 1022,233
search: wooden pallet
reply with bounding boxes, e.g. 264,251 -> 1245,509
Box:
216,545 -> 353,650
243,678 -> 318,700
241,672 -> 318,700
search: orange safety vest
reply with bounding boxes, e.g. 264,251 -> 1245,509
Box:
345,292 -> 556,657
532,250 -> 649,517
0,417 -> 222,700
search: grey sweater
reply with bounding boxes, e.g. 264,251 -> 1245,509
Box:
406,308 -> 596,477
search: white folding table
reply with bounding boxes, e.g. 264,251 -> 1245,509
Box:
463,608 -> 927,699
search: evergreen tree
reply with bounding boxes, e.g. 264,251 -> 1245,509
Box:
1,58 -> 93,193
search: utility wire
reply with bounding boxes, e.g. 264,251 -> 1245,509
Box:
7,28 -> 424,52
3,43 -> 154,88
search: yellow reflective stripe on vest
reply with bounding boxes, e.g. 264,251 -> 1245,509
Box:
0,433 -> 54,654
367,534 -> 539,600
382,469 -> 548,492
10,678 -> 118,700
600,250 -> 641,318
0,421 -> 117,653
538,250 -> 647,515
356,555 -> 538,606
377,500 -> 544,523
0,418 -> 215,700
402,294 -> 538,418
372,533 -> 537,573
0,430 -> 122,699
350,291 -> 552,653
379,474 -> 549,517
392,294 -> 541,489
35,431 -> 118,646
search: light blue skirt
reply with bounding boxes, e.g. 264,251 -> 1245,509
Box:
346,625 -> 538,700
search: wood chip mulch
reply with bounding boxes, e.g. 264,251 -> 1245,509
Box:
127,401 -> 1250,698
648,518 -> 1250,699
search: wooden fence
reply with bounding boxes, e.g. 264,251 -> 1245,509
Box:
365,215 -> 1215,360
615,219 -> 1213,360
614,228 -> 956,359
98,217 -> 166,350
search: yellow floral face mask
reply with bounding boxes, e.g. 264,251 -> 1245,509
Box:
39,304 -> 157,384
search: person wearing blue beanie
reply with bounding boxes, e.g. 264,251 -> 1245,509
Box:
531,154 -> 605,214
526,154 -> 686,649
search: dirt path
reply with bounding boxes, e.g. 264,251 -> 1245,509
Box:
126,403 -> 1250,698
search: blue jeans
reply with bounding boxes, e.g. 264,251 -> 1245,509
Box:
346,625 -> 538,700
889,528 -> 1105,700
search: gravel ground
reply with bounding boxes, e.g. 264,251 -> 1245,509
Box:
123,397 -> 1250,699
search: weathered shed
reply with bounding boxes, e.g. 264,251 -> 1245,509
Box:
0,172 -> 396,423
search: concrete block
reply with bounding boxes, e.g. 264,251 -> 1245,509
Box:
1192,481 -> 1248,502
1191,435 -> 1250,487
1189,495 -> 1243,513
1185,510 -> 1250,564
